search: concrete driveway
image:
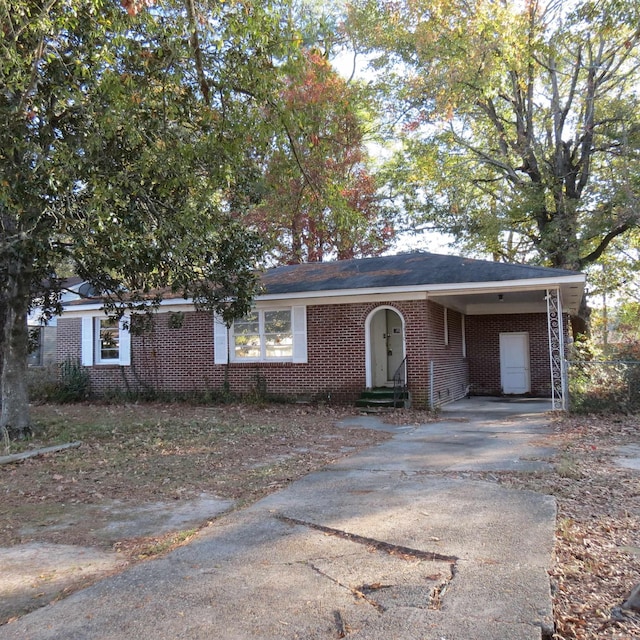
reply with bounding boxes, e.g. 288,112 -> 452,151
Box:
0,398 -> 557,640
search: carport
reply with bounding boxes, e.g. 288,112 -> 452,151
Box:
429,283 -> 584,410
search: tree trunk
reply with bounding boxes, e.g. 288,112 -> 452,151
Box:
0,270 -> 32,439
571,293 -> 591,340
0,295 -> 5,386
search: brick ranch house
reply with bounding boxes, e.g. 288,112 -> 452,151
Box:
55,252 -> 586,409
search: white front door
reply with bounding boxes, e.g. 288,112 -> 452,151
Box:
369,308 -> 404,387
499,332 -> 530,394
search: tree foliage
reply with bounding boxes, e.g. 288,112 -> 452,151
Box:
347,0 -> 640,330
0,0 -> 299,436
243,49 -> 394,263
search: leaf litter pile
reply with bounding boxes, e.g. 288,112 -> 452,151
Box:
500,413 -> 640,640
2,403 -> 640,638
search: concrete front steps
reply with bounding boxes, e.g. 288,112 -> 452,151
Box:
356,387 -> 411,410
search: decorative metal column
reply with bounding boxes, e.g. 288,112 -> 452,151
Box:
546,288 -> 567,410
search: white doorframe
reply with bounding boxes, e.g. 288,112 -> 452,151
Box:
499,332 -> 531,394
365,306 -> 406,388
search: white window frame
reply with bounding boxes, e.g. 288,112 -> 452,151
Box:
94,317 -> 120,364
214,306 -> 307,365
231,309 -> 293,362
81,315 -> 131,366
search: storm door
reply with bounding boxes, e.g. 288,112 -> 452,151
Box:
369,308 -> 405,387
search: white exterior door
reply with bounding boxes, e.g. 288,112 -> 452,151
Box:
499,332 -> 530,394
369,308 -> 404,387
386,311 -> 404,380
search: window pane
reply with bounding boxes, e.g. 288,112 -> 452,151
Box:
264,310 -> 291,333
234,334 -> 261,359
99,318 -> 119,361
27,327 -> 43,366
265,338 -> 292,358
234,312 -> 260,336
233,312 -> 261,359
264,310 -> 292,358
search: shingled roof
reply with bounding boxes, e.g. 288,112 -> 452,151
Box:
260,251 -> 582,295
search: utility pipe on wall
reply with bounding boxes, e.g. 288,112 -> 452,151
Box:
429,361 -> 434,409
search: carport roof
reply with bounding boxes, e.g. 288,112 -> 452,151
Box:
261,251 -> 582,294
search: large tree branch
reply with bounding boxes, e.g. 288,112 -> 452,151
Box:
575,40 -> 602,197
476,98 -> 511,158
184,0 -> 210,106
551,49 -> 581,144
580,222 -> 635,268
450,126 -> 523,186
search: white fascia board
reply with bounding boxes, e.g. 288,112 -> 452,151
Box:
60,274 -> 585,315
62,298 -> 196,318
158,297 -> 194,308
255,290 -> 427,307
425,274 -> 586,297
256,274 -> 585,304
59,303 -> 106,317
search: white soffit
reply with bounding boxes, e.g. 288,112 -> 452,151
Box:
61,275 -> 585,316
257,275 -> 585,313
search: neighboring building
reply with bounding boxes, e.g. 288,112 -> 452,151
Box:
55,252 -> 586,409
27,278 -> 86,367
27,323 -> 58,367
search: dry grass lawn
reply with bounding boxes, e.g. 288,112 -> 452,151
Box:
1,402 -> 640,638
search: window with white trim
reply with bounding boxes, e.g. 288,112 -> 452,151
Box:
232,309 -> 293,361
95,317 -> 120,363
214,306 -> 307,365
81,315 -> 131,366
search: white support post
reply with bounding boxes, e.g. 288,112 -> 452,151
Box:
546,288 -> 566,410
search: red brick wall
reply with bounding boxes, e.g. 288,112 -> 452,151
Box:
425,305 -> 469,407
465,313 -> 553,396
55,302 -> 477,408
57,318 -> 81,362
57,313 -> 217,396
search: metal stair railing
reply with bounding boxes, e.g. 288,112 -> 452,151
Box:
392,356 -> 408,408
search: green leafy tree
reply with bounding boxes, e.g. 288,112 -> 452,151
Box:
347,0 -> 640,334
0,0 -> 298,438
587,234 -> 640,349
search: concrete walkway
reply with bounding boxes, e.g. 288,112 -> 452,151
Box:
0,398 -> 557,640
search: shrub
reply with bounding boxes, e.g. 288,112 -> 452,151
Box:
54,358 -> 92,403
27,365 -> 61,402
568,338 -> 640,413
